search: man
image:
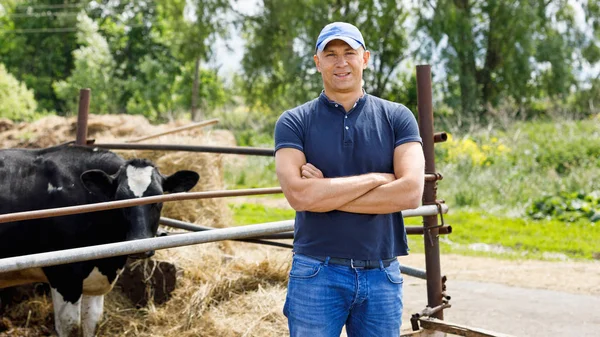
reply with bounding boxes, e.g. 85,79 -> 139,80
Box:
274,22 -> 425,337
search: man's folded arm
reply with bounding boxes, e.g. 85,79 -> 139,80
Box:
336,142 -> 425,214
275,147 -> 394,212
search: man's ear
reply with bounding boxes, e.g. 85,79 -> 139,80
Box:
81,170 -> 117,198
314,54 -> 322,73
362,49 -> 370,69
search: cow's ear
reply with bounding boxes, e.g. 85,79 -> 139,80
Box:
163,170 -> 199,193
81,170 -> 117,197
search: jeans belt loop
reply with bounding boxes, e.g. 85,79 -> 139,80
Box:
324,256 -> 330,267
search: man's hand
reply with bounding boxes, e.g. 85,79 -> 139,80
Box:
301,163 -> 324,179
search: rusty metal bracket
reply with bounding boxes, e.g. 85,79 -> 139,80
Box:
436,202 -> 445,228
411,303 -> 453,331
425,202 -> 447,246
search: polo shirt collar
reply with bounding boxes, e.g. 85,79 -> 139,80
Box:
319,90 -> 368,111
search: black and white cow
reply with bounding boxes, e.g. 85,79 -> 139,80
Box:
0,144 -> 199,337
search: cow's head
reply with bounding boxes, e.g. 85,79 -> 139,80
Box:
80,159 -> 200,258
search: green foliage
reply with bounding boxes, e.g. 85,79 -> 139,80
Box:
53,13 -> 120,115
239,0 -> 414,116
416,0 -> 598,120
228,203 -> 294,226
157,0 -> 230,62
527,191 -> 600,223
124,54 -> 181,122
405,210 -> 600,260
123,56 -> 230,123
224,155 -> 278,190
435,119 -> 600,215
507,120 -> 600,174
88,0 -> 177,116
0,0 -> 597,129
156,0 -> 231,120
0,63 -> 38,121
0,0 -> 80,112
176,62 -> 230,117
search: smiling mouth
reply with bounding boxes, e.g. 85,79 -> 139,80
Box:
334,72 -> 351,78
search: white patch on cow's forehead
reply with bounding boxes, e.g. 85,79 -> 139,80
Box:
126,165 -> 154,197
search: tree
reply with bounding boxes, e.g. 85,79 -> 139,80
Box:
417,0 -> 600,119
53,12 -> 120,115
156,0 -> 231,121
0,0 -> 81,112
87,0 -> 178,114
239,0 -> 415,128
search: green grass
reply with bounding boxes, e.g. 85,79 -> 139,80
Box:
229,203 -> 600,261
404,210 -> 600,260
229,203 -> 295,226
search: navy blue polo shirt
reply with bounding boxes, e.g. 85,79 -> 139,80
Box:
274,92 -> 422,260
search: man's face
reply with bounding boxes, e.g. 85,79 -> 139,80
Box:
314,39 -> 370,95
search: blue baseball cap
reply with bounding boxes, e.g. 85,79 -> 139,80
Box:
315,22 -> 366,52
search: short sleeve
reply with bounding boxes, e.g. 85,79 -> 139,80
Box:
393,105 -> 422,147
274,110 -> 305,153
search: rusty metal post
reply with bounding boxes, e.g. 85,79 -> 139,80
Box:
76,88 -> 91,145
416,65 -> 444,320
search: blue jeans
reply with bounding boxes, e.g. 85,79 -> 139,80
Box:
283,253 -> 404,337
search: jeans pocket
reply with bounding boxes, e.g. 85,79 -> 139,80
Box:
289,255 -> 322,279
383,262 -> 404,284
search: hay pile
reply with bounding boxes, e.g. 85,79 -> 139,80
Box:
0,114 -> 292,337
102,243 -> 290,337
0,114 -> 237,227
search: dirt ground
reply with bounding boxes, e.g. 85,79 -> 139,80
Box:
399,253 -> 600,336
400,253 -> 600,296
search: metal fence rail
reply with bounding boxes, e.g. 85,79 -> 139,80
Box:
0,185 -> 447,225
94,143 -> 276,156
0,204 -> 447,274
0,221 -> 295,273
0,187 -> 283,224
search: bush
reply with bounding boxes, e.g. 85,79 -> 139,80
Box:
527,191 -> 600,223
0,63 -> 38,121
